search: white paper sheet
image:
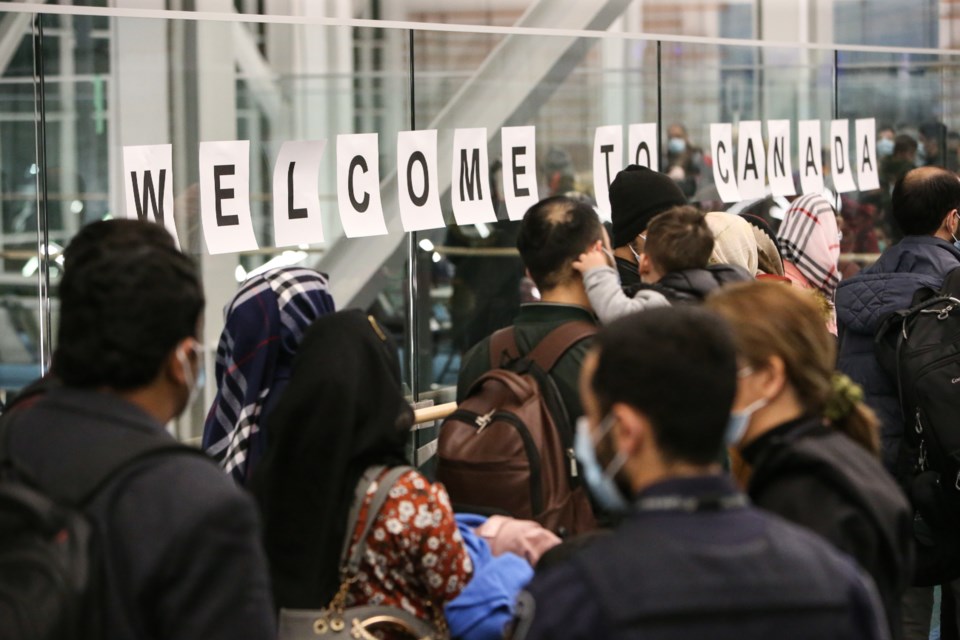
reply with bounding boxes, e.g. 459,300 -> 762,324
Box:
273,140 -> 326,247
766,120 -> 797,197
336,133 -> 388,238
397,129 -> 445,231
501,126 -> 539,221
122,144 -> 180,249
451,128 -> 497,225
593,125 -> 624,220
855,118 -> 881,191
737,121 -> 767,200
830,119 -> 858,193
710,123 -> 741,203
627,123 -> 659,171
798,120 -> 825,196
198,140 -> 259,254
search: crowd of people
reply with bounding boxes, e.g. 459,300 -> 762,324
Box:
3,159 -> 960,640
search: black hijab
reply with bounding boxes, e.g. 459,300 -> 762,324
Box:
250,309 -> 412,609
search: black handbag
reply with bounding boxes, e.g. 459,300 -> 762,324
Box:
277,465 -> 448,640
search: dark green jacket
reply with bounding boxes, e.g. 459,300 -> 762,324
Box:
456,303 -> 598,422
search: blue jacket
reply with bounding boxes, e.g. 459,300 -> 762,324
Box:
447,514 -> 533,640
511,475 -> 888,640
836,236 -> 960,471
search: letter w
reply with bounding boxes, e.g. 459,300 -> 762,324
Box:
130,170 -> 166,226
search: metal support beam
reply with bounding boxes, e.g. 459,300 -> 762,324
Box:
0,0 -> 45,78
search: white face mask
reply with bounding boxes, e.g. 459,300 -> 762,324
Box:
175,340 -> 206,410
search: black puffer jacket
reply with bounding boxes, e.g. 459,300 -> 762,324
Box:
626,263 -> 752,304
743,415 -> 914,640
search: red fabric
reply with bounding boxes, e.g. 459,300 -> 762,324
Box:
344,469 -> 472,619
756,274 -> 792,284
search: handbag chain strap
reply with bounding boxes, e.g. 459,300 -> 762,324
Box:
326,465 -> 449,638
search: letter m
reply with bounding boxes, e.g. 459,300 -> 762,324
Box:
459,148 -> 483,202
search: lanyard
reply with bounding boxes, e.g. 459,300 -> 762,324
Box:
635,492 -> 749,513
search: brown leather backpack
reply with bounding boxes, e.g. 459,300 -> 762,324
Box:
437,322 -> 597,536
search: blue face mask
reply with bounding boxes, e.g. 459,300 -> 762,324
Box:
667,137 -> 687,155
575,416 -> 629,512
876,138 -> 895,158
724,397 -> 768,447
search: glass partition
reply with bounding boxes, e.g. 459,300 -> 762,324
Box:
5,5 -> 960,442
0,14 -> 40,398
31,14 -> 412,439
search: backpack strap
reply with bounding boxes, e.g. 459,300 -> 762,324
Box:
488,322 -> 597,373
0,395 -> 208,506
341,465 -> 415,576
526,321 -> 598,372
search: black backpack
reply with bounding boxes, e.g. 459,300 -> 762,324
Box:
0,392 -> 200,639
876,266 -> 960,583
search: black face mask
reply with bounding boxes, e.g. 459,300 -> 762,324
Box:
615,256 -> 642,287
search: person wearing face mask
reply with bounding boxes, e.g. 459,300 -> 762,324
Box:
608,165 -> 688,288
877,127 -> 896,160
707,281 -> 914,640
664,123 -> 704,197
0,219 -> 276,639
508,307 -> 889,640
836,167 -> 960,474
572,206 -> 749,324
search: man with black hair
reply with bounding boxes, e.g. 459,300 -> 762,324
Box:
3,220 -> 275,639
837,166 -> 960,473
510,307 -> 888,640
456,195 -> 603,426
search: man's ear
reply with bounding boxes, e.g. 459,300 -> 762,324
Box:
610,402 -> 650,457
945,208 -> 959,232
638,253 -> 652,277
166,339 -> 192,388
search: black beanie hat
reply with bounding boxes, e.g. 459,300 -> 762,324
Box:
610,165 -> 687,248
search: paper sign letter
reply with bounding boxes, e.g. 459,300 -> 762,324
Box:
397,130 -> 444,231
451,128 -> 496,226
737,121 -> 766,199
123,144 -> 179,249
831,119 -> 858,193
501,126 -> 538,221
710,123 -> 741,203
273,140 -> 326,248
855,118 -> 881,191
593,125 -> 624,220
199,140 -> 258,254
766,120 -> 797,197
628,123 -> 658,171
798,120 -> 824,196
336,133 -> 387,238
